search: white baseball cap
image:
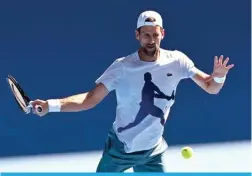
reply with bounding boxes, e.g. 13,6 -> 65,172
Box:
137,10 -> 163,29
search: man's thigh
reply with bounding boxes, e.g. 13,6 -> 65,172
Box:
96,152 -> 132,172
96,129 -> 135,172
133,152 -> 166,172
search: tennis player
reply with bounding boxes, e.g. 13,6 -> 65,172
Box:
31,10 -> 234,172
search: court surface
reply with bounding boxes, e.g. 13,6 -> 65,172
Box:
0,140 -> 251,172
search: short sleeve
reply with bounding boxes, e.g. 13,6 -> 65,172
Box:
95,58 -> 124,92
174,50 -> 197,79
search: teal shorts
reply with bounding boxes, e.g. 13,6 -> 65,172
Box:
96,128 -> 168,172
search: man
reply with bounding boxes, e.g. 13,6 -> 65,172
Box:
31,10 -> 234,172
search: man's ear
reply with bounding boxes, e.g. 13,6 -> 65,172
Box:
161,29 -> 165,40
135,30 -> 140,40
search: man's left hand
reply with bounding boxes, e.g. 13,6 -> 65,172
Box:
207,55 -> 234,82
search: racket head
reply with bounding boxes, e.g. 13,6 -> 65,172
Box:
6,75 -> 31,114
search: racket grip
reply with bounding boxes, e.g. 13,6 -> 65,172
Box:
35,105 -> 43,113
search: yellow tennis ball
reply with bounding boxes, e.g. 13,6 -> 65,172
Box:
181,146 -> 193,159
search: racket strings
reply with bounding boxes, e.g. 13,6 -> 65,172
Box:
7,76 -> 31,113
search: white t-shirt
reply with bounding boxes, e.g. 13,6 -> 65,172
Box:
95,48 -> 197,153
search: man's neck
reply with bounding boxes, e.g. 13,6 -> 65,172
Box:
138,48 -> 160,62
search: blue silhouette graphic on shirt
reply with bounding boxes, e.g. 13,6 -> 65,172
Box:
117,72 -> 175,133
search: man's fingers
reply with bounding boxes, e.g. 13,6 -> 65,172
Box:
214,56 -> 218,65
30,100 -> 42,115
227,64 -> 234,70
219,55 -> 223,65
223,57 -> 229,66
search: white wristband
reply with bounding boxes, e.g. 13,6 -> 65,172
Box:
213,76 -> 226,84
47,99 -> 61,112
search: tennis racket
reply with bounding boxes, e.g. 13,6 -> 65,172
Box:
6,75 -> 42,114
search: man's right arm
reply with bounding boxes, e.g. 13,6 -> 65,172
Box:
32,83 -> 109,116
33,58 -> 124,116
59,83 -> 109,112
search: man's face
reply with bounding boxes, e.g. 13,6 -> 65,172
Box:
136,26 -> 164,56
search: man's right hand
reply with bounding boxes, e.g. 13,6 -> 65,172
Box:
31,100 -> 49,117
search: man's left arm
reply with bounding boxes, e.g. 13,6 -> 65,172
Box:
191,55 -> 234,94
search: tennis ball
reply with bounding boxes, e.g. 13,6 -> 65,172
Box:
181,146 -> 193,159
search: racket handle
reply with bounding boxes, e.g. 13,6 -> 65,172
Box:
35,105 -> 43,113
